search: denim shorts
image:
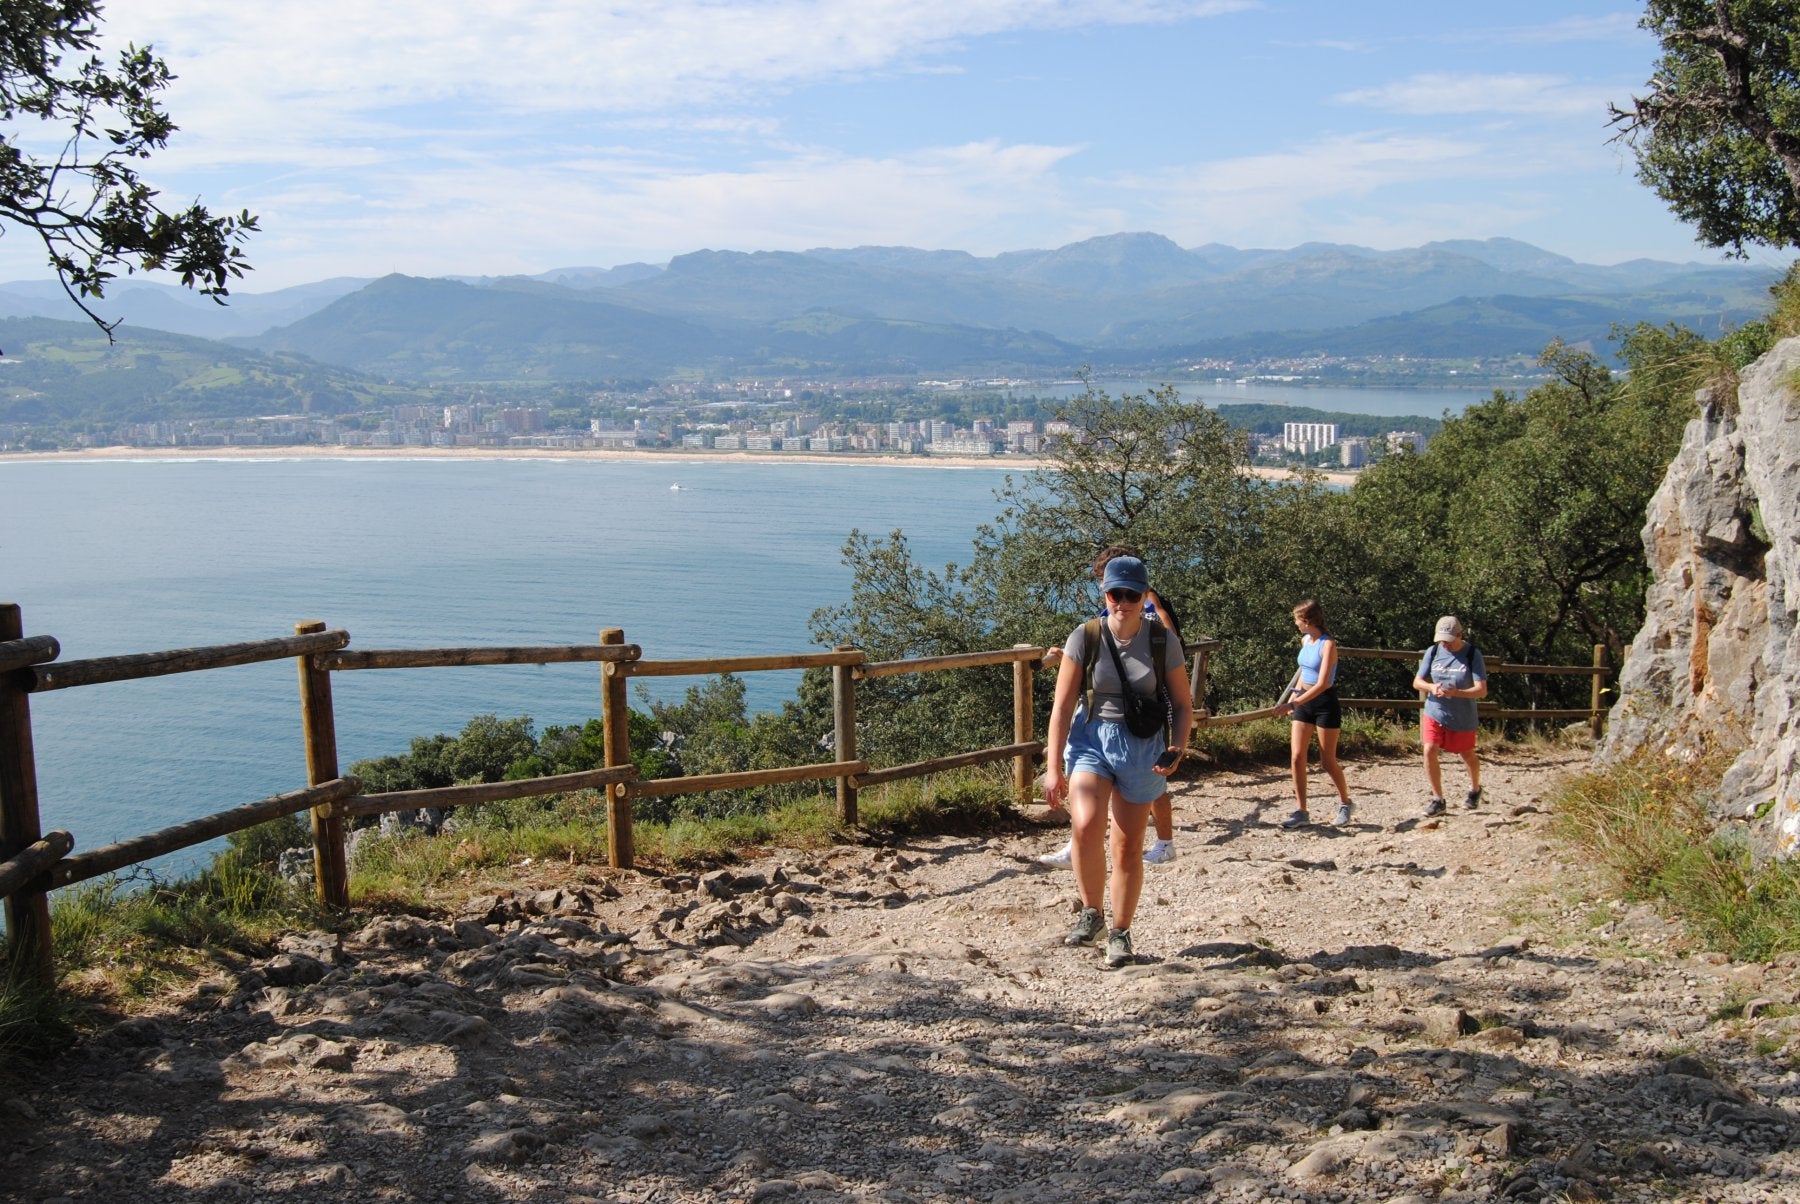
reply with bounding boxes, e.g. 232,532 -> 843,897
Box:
1064,707 -> 1166,804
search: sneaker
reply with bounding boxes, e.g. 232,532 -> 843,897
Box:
1037,841 -> 1074,868
1064,906 -> 1104,946
1280,809 -> 1311,829
1142,839 -> 1177,865
1104,927 -> 1134,968
1424,797 -> 1447,817
1333,801 -> 1354,827
1463,788 -> 1482,810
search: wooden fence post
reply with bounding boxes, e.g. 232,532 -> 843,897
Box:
1012,645 -> 1035,806
1,604 -> 55,988
1590,643 -> 1607,742
1190,647 -> 1211,719
295,620 -> 349,909
600,628 -> 633,870
834,645 -> 858,825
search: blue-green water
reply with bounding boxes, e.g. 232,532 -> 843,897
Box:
1,456 -> 1018,862
1026,378 -> 1495,419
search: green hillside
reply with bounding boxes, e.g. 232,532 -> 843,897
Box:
0,316 -> 435,424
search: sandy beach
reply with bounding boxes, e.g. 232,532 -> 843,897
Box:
0,442 -> 1360,486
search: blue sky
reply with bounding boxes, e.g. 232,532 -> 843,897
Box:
4,0 -> 1789,291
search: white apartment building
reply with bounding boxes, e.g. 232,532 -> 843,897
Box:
1283,421 -> 1340,454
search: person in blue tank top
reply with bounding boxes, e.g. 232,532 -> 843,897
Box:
1274,598 -> 1354,828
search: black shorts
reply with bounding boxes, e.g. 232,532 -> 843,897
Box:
1292,687 -> 1342,729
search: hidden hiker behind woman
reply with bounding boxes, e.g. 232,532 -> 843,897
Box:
1042,555 -> 1193,968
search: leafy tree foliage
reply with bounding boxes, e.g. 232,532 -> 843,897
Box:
350,714 -> 539,794
1338,329 -> 1701,705
1,0 -> 257,334
1609,0 -> 1800,252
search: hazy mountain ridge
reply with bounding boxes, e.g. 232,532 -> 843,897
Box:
0,233 -> 1783,388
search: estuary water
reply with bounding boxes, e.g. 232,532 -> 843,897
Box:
1,456 -> 1017,868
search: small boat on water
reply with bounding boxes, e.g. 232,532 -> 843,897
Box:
670,483 -> 684,491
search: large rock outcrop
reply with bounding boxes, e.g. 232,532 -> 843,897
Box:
1601,336 -> 1800,853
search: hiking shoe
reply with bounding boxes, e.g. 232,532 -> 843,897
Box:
1463,788 -> 1482,810
1064,906 -> 1104,946
1424,797 -> 1447,817
1142,839 -> 1176,865
1104,928 -> 1134,968
1332,801 -> 1354,827
1037,842 -> 1074,868
1280,809 -> 1311,829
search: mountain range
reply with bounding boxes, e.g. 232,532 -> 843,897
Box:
0,234 -> 1786,412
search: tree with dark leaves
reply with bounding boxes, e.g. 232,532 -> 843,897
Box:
1,0 -> 257,336
1609,0 -> 1800,253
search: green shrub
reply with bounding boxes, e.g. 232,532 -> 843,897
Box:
1550,747 -> 1800,962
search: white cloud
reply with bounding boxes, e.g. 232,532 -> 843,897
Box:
1335,73 -> 1615,119
1102,127 -> 1609,252
119,1 -> 1254,123
1482,13 -> 1643,45
202,138 -> 1088,285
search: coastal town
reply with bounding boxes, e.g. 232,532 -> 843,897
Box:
1,378 -> 1435,471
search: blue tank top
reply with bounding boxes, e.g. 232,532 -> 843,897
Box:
1297,634 -> 1337,687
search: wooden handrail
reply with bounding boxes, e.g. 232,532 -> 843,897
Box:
0,831 -> 71,900
338,765 -> 640,819
30,629 -> 350,692
854,741 -> 1043,788
625,759 -> 869,800
322,644 -> 641,670
49,777 -> 360,888
618,649 -> 864,678
0,635 -> 59,676
860,647 -> 1047,679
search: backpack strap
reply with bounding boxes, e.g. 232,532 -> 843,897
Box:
1080,616 -> 1103,716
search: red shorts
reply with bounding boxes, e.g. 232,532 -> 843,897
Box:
1422,715 -> 1476,753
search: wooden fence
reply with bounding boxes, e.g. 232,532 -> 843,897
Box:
0,599 -> 1608,990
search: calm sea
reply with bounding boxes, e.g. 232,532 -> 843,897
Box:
1025,379 -> 1495,419
1,456 -> 1020,871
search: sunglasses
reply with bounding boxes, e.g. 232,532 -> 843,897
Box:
1106,588 -> 1143,603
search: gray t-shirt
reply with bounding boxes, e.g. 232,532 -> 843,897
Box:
1417,640 -> 1486,730
1063,620 -> 1185,724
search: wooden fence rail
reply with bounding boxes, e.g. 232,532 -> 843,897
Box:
0,635 -> 60,676
28,630 -> 351,692
0,597 -> 1612,995
0,831 -> 71,900
50,779 -> 361,889
321,644 -> 642,671
339,766 -> 641,820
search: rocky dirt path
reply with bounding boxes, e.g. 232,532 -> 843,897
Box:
9,745 -> 1800,1202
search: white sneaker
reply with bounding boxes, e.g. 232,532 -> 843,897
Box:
1142,839 -> 1176,865
1036,841 -> 1074,868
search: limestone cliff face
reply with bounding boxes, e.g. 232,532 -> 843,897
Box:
1600,337 -> 1800,853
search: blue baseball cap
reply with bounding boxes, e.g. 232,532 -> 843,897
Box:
1101,555 -> 1150,594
